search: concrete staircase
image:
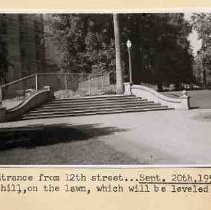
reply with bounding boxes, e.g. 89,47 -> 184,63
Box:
21,95 -> 171,120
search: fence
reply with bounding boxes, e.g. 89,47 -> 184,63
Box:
0,72 -> 111,102
0,74 -> 37,102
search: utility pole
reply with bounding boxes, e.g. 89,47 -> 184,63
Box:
113,13 -> 123,94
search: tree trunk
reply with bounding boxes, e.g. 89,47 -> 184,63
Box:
113,13 -> 123,94
202,69 -> 207,89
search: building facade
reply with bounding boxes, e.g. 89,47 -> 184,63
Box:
0,14 -> 45,84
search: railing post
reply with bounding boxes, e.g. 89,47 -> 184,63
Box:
64,74 -> 68,90
180,90 -> 190,110
0,86 -> 2,106
89,74 -> 91,95
124,82 -> 132,95
35,73 -> 39,91
0,86 -> 6,122
101,75 -> 104,91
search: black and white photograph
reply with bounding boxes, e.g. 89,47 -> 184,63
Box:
0,12 -> 211,165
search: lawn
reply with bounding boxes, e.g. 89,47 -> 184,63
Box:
162,89 -> 211,109
0,124 -> 140,165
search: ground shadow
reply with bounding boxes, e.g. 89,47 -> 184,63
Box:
0,123 -> 128,151
189,106 -> 200,110
193,112 -> 211,122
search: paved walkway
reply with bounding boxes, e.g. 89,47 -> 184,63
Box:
0,108 -> 211,165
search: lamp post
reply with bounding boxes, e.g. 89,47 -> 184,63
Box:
126,39 -> 132,84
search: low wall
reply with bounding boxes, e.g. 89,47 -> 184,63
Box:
125,83 -> 190,110
5,89 -> 53,121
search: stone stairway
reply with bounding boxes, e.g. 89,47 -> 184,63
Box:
21,95 -> 172,120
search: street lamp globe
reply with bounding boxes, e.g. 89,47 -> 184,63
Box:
126,39 -> 132,84
126,39 -> 132,49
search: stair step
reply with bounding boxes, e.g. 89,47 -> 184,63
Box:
22,107 -> 171,120
47,97 -> 144,105
29,103 -> 161,114
22,105 -> 169,117
39,100 -> 151,109
20,94 -> 173,121
53,95 -> 135,101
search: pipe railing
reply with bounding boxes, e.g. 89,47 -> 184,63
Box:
0,72 -> 106,88
0,73 -> 37,102
0,72 -> 110,103
0,73 -> 36,89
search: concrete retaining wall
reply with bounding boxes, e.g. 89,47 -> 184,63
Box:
125,83 -> 190,110
3,89 -> 53,121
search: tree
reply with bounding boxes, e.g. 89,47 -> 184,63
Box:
47,13 -> 193,91
47,14 -> 115,74
120,13 -> 193,91
191,13 -> 211,87
113,13 -> 123,94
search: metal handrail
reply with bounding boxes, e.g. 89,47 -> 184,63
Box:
0,72 -> 109,102
0,73 -> 36,88
37,72 -> 104,76
0,72 -> 106,88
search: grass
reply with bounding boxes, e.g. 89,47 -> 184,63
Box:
0,123 -> 140,165
162,89 -> 211,109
